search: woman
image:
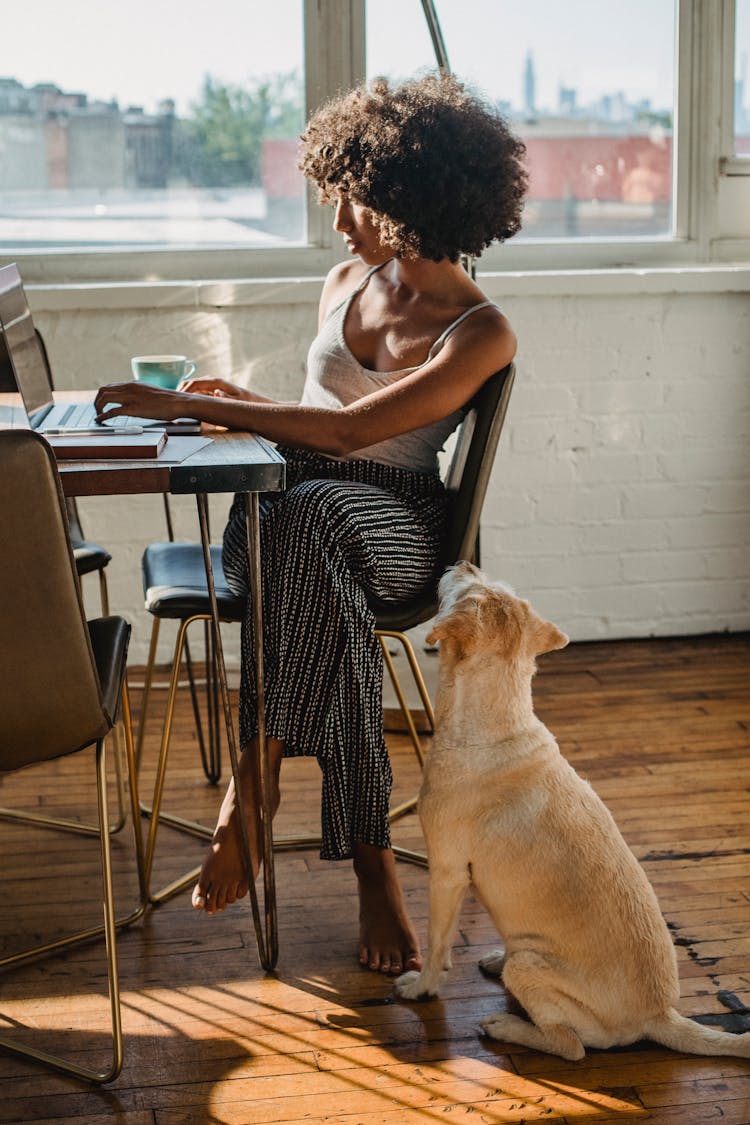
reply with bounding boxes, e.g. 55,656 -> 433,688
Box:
95,73 -> 527,975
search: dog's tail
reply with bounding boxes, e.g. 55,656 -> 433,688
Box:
644,1009 -> 750,1057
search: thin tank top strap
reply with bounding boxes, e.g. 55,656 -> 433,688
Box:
354,260 -> 390,292
326,260 -> 391,321
426,300 -> 499,360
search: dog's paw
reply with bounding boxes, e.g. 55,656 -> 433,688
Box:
478,950 -> 506,978
480,1013 -> 521,1046
394,970 -> 438,1002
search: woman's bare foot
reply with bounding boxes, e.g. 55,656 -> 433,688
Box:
354,842 -> 422,975
192,738 -> 284,915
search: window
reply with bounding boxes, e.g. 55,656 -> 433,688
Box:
1,1 -> 748,279
366,0 -> 676,243
0,0 -> 306,252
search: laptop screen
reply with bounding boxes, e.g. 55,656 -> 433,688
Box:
0,264 -> 54,420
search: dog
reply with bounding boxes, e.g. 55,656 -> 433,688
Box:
394,562 -> 750,1061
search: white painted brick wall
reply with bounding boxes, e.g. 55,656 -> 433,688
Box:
30,279 -> 750,665
483,289 -> 750,641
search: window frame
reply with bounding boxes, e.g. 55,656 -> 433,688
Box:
720,0 -> 750,174
4,0 -> 749,284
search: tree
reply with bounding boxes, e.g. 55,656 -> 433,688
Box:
176,71 -> 303,188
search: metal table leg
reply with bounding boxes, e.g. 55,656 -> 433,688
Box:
196,492 -> 278,971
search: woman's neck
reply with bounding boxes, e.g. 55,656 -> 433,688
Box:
378,256 -> 480,305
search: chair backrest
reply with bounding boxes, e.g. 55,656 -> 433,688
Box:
442,361 -> 515,568
0,325 -> 16,392
0,325 -> 88,539
371,362 -> 515,631
0,430 -> 111,768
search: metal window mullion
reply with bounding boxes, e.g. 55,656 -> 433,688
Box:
304,0 -> 366,259
719,0 -> 750,173
674,0 -> 698,242
685,0 -> 725,257
720,0 -> 737,158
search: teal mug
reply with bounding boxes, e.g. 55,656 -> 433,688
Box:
131,355 -> 196,389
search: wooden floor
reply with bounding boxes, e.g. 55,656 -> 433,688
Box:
0,633 -> 748,1124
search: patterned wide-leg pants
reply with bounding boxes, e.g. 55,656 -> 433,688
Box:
222,446 -> 447,861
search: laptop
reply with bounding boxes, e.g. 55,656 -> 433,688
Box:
0,263 -> 201,435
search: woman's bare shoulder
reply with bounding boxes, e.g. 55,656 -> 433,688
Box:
318,259 -> 369,323
440,301 -> 517,374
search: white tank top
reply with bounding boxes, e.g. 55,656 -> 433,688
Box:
301,263 -> 498,474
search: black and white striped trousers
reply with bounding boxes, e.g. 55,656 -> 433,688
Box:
222,446 -> 447,861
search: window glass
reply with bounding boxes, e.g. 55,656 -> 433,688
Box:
0,0 -> 305,252
366,0 -> 676,240
736,0 -> 750,156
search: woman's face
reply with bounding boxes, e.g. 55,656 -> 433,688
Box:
332,194 -> 390,265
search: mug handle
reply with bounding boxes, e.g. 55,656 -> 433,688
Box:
183,361 -> 197,380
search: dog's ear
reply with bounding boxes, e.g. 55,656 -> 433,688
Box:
529,612 -> 569,655
426,600 -> 481,660
482,595 -> 523,657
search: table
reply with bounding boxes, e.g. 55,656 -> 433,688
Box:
1,396 -> 286,971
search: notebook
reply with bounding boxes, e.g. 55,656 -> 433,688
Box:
48,430 -> 169,460
0,263 -> 201,436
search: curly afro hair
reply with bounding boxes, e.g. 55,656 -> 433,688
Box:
299,72 -> 528,262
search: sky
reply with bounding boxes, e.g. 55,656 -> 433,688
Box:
3,0 -> 678,118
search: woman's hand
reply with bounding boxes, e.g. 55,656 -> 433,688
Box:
178,376 -> 255,401
94,381 -> 187,424
93,377 -> 279,428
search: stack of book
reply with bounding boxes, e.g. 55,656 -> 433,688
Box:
47,431 -> 168,460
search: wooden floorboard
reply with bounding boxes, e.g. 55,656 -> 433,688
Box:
0,633 -> 748,1123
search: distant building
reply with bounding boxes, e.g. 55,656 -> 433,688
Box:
523,51 -> 536,118
558,85 -> 577,116
0,76 -> 174,192
123,101 -> 175,189
0,78 -> 32,114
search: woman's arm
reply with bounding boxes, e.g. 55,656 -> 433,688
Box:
94,306 -> 515,456
177,375 -> 296,406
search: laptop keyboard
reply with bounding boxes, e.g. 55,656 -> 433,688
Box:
42,401 -> 143,430
49,402 -> 99,428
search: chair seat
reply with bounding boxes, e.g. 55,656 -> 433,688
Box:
142,541 -> 245,619
87,616 -> 131,721
368,588 -> 438,632
143,539 -> 437,631
73,539 -> 112,577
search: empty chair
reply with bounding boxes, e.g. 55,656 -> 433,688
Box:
0,429 -> 146,1084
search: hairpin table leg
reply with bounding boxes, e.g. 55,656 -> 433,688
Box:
196,492 -> 278,971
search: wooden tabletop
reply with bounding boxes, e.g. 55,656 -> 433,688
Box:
57,429 -> 286,498
0,393 -> 286,497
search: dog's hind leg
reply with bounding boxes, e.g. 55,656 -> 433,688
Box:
480,949 -> 586,1060
395,866 -> 470,1000
480,1011 -> 585,1060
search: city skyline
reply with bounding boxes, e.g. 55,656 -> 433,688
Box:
5,0 -> 677,121
0,59 -> 673,130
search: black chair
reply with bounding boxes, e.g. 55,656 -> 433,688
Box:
0,429 -> 146,1084
138,363 -> 516,898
